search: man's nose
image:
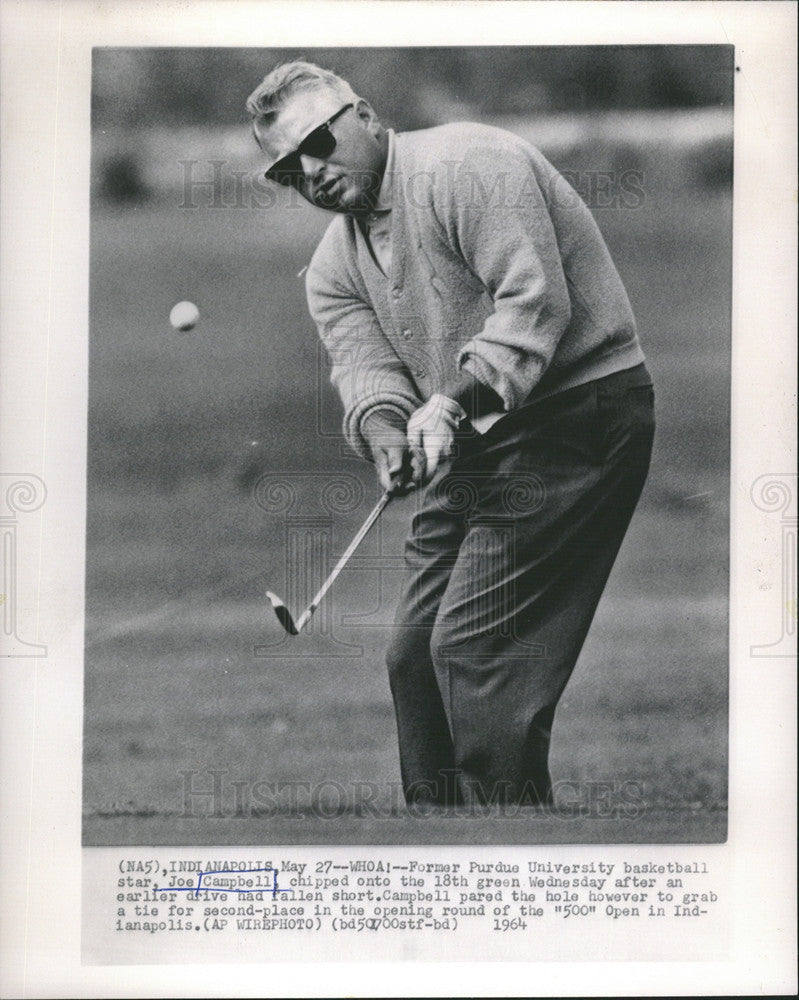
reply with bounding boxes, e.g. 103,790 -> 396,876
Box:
299,154 -> 327,180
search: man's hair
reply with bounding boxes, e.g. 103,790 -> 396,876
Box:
246,60 -> 358,143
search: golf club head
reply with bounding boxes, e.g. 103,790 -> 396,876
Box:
265,590 -> 298,636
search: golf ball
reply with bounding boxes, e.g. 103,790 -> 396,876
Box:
169,300 -> 199,331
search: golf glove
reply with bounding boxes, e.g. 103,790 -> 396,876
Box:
406,393 -> 467,481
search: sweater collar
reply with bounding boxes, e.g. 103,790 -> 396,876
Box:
365,129 -> 395,222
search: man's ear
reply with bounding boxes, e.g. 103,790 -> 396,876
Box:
355,99 -> 381,133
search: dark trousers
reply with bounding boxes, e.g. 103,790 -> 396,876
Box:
385,367 -> 655,806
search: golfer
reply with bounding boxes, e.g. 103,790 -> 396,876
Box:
247,62 -> 655,807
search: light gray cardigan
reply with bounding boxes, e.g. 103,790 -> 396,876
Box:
306,123 -> 645,460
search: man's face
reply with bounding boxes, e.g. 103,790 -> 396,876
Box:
257,87 -> 388,215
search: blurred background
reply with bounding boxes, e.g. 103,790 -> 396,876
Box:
85,47 -> 732,845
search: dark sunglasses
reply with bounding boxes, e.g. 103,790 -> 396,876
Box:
265,103 -> 354,187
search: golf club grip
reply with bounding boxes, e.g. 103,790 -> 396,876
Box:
294,491 -> 391,631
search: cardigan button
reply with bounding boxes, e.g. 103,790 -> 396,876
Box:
392,286 -> 402,298
402,329 -> 412,339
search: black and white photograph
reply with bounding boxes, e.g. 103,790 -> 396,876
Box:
1,1 -> 795,995
84,44 -> 732,846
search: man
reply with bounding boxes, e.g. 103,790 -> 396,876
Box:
247,61 -> 655,808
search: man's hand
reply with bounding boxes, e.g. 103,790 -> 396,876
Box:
406,394 -> 467,484
362,411 -> 424,495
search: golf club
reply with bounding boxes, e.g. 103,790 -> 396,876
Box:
266,489 -> 392,635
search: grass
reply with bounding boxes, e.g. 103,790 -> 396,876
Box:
83,164 -> 731,845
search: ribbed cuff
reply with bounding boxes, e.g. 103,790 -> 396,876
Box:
444,368 -> 505,419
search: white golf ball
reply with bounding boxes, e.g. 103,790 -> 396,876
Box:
169,300 -> 199,332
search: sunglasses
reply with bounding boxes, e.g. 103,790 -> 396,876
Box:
265,103 -> 354,187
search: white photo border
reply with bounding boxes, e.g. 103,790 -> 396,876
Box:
1,1 -> 796,996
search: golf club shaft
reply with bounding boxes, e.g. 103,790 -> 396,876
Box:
294,490 -> 392,632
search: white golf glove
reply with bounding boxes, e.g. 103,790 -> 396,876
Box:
406,393 -> 467,483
